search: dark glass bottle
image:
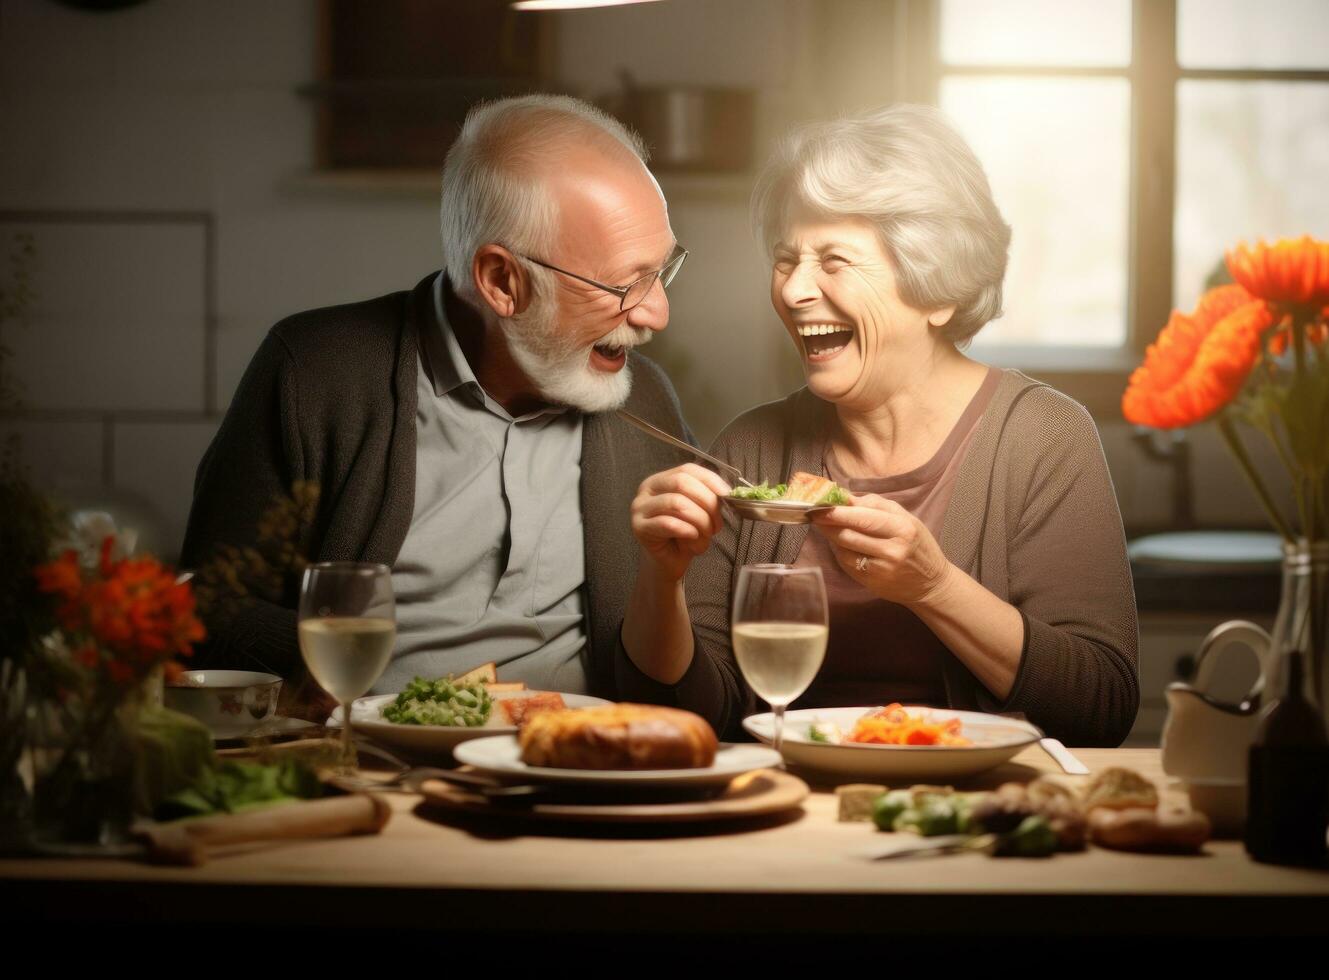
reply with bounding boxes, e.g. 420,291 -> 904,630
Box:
1245,649 -> 1329,867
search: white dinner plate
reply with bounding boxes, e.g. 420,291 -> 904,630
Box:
742,706 -> 1042,781
453,735 -> 783,788
328,691 -> 612,755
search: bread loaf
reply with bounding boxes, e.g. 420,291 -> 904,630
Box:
518,703 -> 718,770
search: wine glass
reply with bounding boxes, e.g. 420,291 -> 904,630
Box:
732,564 -> 828,759
298,562 -> 396,780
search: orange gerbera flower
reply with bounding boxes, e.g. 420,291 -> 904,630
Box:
34,534 -> 203,686
1123,284 -> 1274,429
1226,236 -> 1329,308
34,550 -> 83,602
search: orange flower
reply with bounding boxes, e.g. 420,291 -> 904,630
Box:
1226,236 -> 1329,308
85,556 -> 204,658
34,535 -> 203,685
1123,284 -> 1274,429
34,550 -> 83,601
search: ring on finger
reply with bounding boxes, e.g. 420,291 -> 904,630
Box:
855,554 -> 871,572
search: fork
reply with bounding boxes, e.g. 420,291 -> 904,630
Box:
615,409 -> 755,487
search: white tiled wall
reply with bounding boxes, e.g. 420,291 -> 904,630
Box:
1,221 -> 207,413
0,418 -> 104,490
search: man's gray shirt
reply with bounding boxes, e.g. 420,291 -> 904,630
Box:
379,275 -> 588,693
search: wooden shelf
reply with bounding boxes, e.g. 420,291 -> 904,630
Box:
282,169 -> 758,202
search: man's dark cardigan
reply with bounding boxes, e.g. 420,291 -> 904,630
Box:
181,274 -> 748,735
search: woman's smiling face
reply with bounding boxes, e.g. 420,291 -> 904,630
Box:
770,212 -> 947,408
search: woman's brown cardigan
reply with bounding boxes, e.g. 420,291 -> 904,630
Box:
631,369 -> 1140,747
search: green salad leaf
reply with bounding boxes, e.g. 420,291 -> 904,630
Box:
819,485 -> 851,506
729,482 -> 787,501
156,757 -> 324,820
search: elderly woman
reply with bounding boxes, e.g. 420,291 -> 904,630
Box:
616,104 -> 1139,747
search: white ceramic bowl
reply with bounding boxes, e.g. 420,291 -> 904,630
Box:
165,669 -> 283,738
743,706 -> 1042,782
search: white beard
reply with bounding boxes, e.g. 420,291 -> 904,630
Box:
504,301 -> 652,413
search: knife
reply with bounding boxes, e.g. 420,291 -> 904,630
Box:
867,833 -> 993,860
1039,737 -> 1091,775
615,409 -> 754,488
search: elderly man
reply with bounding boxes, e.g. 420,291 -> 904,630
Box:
181,95 -> 743,724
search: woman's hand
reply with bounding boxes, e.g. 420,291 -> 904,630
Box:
631,463 -> 732,581
811,493 -> 953,605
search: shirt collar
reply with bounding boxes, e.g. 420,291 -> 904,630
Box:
426,272 -> 570,424
426,272 -> 479,398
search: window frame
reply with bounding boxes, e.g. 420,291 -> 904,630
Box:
900,0 -> 1329,414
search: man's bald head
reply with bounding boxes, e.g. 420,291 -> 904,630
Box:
440,95 -> 655,306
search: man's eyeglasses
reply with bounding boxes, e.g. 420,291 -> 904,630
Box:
517,247 -> 688,313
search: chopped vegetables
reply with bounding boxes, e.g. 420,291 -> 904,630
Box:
871,789 -> 917,831
864,779 -> 1084,859
381,676 -> 493,727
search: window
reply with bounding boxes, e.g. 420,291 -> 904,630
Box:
910,0 -> 1329,386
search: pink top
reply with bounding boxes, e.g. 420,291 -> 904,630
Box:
793,367 -> 1002,708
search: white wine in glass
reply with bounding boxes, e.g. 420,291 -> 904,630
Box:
298,562 -> 396,778
732,564 -> 828,758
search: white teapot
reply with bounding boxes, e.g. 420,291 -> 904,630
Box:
1160,620 -> 1273,782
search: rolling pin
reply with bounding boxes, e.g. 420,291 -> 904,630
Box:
136,792 -> 392,866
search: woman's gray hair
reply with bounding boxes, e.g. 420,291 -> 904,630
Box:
751,104 -> 1011,344
441,94 -> 648,307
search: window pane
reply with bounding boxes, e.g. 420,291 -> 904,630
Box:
941,77 -> 1130,347
1179,0 -> 1329,70
941,0 -> 1131,68
1174,81 -> 1329,308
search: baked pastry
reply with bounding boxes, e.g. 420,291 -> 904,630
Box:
784,471 -> 837,503
518,703 -> 718,770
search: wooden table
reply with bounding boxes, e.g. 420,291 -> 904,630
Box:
4,748 -> 1328,949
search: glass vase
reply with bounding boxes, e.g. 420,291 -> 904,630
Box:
1268,540 -> 1329,730
27,691 -> 141,856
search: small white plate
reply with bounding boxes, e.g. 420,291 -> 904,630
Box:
213,715 -> 316,744
328,692 -> 612,755
722,496 -> 834,525
453,735 -> 782,787
743,706 -> 1042,781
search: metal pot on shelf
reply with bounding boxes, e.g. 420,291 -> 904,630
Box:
606,71 -> 754,173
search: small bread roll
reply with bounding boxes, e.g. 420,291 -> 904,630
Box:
1088,804 -> 1211,853
1082,767 -> 1160,812
518,703 -> 718,770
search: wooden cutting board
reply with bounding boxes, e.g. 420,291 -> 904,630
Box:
417,768 -> 808,824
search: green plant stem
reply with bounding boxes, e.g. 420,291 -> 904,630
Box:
1259,414 -> 1311,541
1287,308 -> 1307,378
1217,413 -> 1295,542
40,683 -> 121,797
